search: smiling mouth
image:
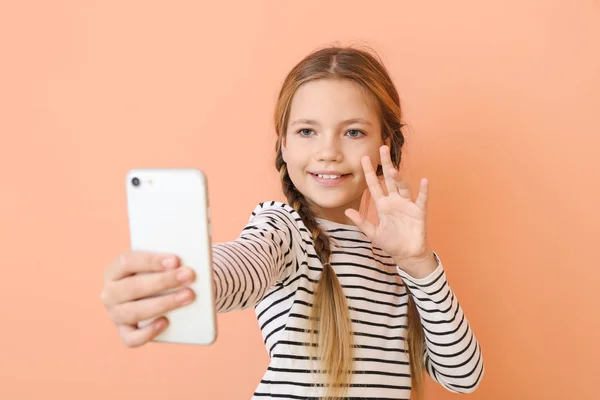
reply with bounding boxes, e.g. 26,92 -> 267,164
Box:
309,172 -> 351,179
309,172 -> 352,185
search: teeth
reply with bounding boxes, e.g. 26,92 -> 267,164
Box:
317,174 -> 341,179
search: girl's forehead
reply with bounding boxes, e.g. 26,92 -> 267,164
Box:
289,79 -> 378,121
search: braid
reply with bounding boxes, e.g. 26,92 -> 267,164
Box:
276,153 -> 354,400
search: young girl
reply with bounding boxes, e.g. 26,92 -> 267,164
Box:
101,46 -> 484,400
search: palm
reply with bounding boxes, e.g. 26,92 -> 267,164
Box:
345,146 -> 429,261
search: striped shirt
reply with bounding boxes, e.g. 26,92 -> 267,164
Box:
211,201 -> 484,399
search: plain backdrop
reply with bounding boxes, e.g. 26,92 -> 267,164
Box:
1,1 -> 599,399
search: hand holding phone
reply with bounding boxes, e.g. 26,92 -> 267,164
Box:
100,169 -> 217,347
100,251 -> 197,347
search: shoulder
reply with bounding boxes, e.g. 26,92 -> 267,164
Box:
247,201 -> 301,227
244,201 -> 310,237
243,200 -> 311,252
250,201 -> 298,219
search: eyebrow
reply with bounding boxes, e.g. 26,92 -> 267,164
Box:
290,118 -> 373,127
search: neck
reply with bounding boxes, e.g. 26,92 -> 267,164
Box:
313,198 -> 362,226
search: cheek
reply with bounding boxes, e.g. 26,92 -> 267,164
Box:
353,147 -> 381,171
283,151 -> 306,182
351,148 -> 381,185
283,144 -> 309,168
370,150 -> 383,171
284,151 -> 301,169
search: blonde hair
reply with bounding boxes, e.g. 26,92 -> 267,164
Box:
274,45 -> 425,400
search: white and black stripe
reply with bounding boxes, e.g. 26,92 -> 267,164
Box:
211,201 -> 484,399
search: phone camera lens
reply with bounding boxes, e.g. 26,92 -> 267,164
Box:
131,177 -> 140,187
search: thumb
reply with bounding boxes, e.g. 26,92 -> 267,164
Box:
345,208 -> 376,240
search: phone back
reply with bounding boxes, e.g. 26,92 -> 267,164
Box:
125,168 -> 217,345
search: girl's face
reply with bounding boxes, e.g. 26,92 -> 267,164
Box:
282,78 -> 386,224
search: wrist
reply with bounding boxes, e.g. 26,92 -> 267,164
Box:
395,249 -> 438,279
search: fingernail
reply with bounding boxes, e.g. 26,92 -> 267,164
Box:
162,256 -> 176,269
176,290 -> 192,303
176,268 -> 193,282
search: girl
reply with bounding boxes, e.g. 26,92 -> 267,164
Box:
101,46 -> 484,400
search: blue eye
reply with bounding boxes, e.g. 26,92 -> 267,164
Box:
346,129 -> 365,138
297,128 -> 314,137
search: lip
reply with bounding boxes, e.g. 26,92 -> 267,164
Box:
309,171 -> 351,186
310,170 -> 347,175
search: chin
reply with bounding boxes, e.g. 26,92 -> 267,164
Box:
289,174 -> 364,212
304,191 -> 359,212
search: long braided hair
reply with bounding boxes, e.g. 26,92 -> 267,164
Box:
273,45 -> 425,400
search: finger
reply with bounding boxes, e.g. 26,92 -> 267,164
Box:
105,267 -> 196,306
118,317 -> 168,348
380,146 -> 398,196
109,287 -> 196,326
345,208 -> 376,240
105,251 -> 180,283
395,176 -> 413,201
415,178 -> 429,211
361,155 -> 384,201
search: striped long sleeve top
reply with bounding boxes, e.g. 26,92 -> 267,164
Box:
211,201 -> 484,399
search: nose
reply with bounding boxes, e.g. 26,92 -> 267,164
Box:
316,134 -> 343,163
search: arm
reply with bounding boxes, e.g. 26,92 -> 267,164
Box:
211,203 -> 299,313
396,253 -> 484,394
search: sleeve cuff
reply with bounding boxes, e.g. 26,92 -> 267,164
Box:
396,251 -> 444,287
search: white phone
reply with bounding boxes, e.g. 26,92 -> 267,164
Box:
125,168 -> 217,345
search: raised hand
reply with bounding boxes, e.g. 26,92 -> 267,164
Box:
345,145 -> 431,265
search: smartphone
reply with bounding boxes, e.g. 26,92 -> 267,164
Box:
125,168 -> 217,345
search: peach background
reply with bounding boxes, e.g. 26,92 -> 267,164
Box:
1,1 -> 599,399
